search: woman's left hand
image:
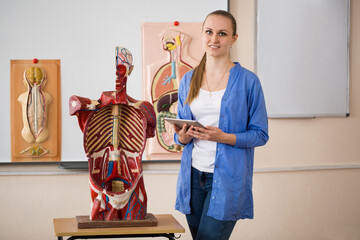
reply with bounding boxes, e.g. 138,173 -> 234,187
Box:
188,126 -> 236,145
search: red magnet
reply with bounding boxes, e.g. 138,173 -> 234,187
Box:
174,21 -> 179,26
33,58 -> 38,64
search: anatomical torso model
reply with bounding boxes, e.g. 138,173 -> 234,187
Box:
69,47 -> 156,221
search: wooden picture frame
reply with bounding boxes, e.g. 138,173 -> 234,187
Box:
10,59 -> 61,162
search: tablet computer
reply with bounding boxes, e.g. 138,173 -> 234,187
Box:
164,117 -> 205,129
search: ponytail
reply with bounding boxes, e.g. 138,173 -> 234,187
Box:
185,53 -> 206,104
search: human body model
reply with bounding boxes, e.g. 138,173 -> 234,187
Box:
18,67 -> 52,144
69,47 -> 156,221
173,11 -> 269,239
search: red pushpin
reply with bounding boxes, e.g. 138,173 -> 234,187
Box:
33,58 -> 38,64
174,21 -> 179,26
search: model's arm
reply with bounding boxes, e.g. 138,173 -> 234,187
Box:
69,95 -> 99,115
69,95 -> 99,132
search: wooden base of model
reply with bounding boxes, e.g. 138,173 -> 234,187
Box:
76,213 -> 158,229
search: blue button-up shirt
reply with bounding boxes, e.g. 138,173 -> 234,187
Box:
174,62 -> 269,221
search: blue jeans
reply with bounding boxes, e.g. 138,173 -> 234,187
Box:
186,167 -> 236,240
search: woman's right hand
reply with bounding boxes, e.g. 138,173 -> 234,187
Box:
173,124 -> 194,145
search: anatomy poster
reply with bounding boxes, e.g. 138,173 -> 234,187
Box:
142,22 -> 203,160
11,59 -> 61,162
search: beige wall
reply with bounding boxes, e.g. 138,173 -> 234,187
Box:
1,0 -> 360,239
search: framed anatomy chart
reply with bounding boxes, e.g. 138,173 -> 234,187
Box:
10,59 -> 61,162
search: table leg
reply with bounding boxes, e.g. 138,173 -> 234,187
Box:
165,233 -> 176,239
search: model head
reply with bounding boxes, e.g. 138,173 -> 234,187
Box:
115,46 -> 134,76
115,47 -> 134,92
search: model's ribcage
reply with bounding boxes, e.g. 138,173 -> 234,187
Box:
85,104 -> 145,154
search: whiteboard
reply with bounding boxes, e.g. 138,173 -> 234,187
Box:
256,0 -> 350,118
0,0 -> 228,162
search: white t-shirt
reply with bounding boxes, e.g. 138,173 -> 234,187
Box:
190,88 -> 225,173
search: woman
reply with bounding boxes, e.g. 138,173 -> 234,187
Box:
173,10 -> 269,240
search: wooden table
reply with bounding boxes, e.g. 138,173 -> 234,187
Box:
53,214 -> 185,240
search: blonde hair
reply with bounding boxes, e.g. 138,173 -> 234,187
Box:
185,10 -> 237,104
